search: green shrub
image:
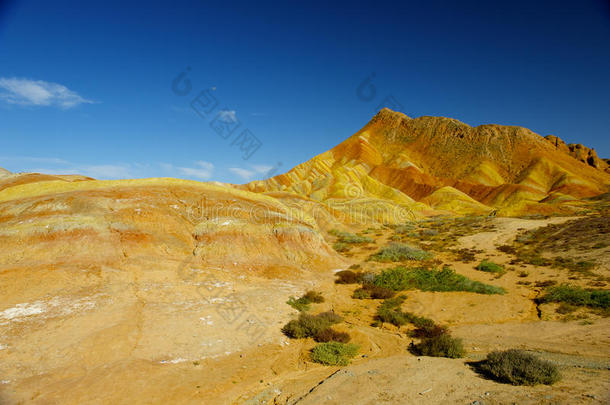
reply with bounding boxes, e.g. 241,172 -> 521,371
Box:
314,327 -> 351,343
310,342 -> 359,366
455,248 -> 476,263
375,296 -> 436,328
480,349 -> 560,385
415,333 -> 465,358
352,288 -> 371,299
497,245 -> 516,254
410,324 -> 448,339
303,290 -> 325,303
555,302 -> 577,314
286,290 -> 325,311
526,255 -> 552,267
353,284 -> 396,300
540,285 -> 609,309
333,242 -> 350,252
316,311 -> 344,324
286,296 -> 311,312
281,312 -> 343,339
335,270 -> 360,284
394,224 -> 415,234
335,270 -> 375,285
420,228 -> 439,237
476,260 -> 504,273
374,266 -> 505,295
551,257 -> 595,273
370,243 -> 433,262
329,229 -> 373,244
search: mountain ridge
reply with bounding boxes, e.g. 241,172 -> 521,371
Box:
243,108 -> 609,216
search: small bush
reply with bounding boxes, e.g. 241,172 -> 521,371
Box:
352,288 -> 371,299
335,270 -> 356,284
480,349 -> 560,385
555,302 -> 577,314
534,280 -> 557,288
286,290 -> 325,311
374,266 -> 505,295
455,248 -> 476,263
281,312 -> 343,339
286,296 -> 311,312
415,334 -> 465,358
376,296 -> 409,326
303,290 -> 325,303
394,224 -> 415,234
497,245 -> 516,254
353,283 -> 396,300
310,342 -> 359,366
335,270 -> 360,284
329,229 -> 373,244
410,324 -> 448,339
370,243 -> 433,262
316,311 -> 344,324
348,264 -> 361,270
333,242 -> 350,252
476,260 -> 504,273
526,255 -> 552,267
335,270 -> 375,285
314,327 -> 351,343
420,228 -> 439,237
540,285 -> 610,309
376,296 -> 436,328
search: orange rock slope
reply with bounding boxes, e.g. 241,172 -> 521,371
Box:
244,108 -> 610,216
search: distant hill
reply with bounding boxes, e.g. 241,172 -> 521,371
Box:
244,108 -> 610,216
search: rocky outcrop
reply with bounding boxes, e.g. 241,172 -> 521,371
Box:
544,135 -> 609,171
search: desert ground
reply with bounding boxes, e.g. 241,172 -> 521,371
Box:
2,210 -> 608,404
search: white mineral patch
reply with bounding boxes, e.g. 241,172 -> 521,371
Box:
0,301 -> 46,321
0,296 -> 98,324
199,315 -> 214,325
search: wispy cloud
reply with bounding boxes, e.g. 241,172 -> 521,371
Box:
175,161 -> 215,180
217,109 -> 237,123
0,77 -> 95,108
0,156 -> 69,165
30,164 -> 138,179
229,164 -> 274,181
8,157 -> 215,181
229,167 -> 255,180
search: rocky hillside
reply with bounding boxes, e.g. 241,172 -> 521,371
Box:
244,109 -> 610,216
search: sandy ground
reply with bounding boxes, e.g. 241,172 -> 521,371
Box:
1,216 -> 609,404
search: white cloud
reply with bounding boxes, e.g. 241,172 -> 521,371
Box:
17,159 -> 215,181
229,167 -> 255,180
0,156 -> 69,165
0,77 -> 94,108
251,164 -> 273,173
79,165 -> 134,179
229,164 -> 275,181
217,109 -> 237,123
176,161 -> 214,180
30,164 -> 134,179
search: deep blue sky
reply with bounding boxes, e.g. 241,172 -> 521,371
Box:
1,0 -> 609,182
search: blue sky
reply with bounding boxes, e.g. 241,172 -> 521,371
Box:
1,0 -> 609,183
